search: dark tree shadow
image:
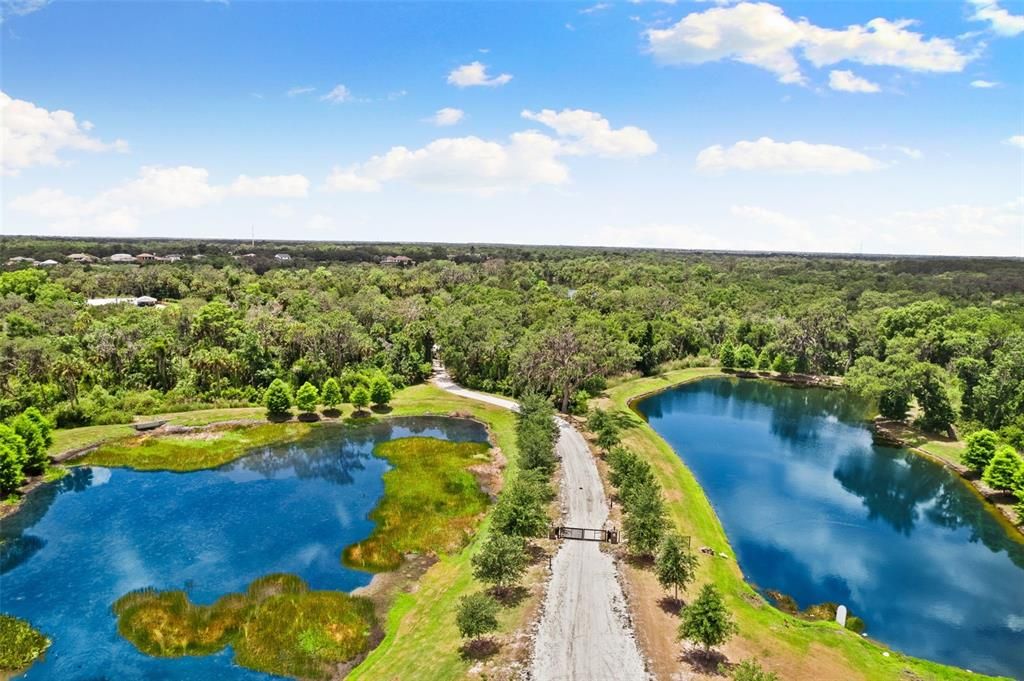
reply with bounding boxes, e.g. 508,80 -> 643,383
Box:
459,637 -> 500,660
371,404 -> 393,414
680,647 -> 728,675
322,408 -> 342,419
347,410 -> 373,421
525,542 -> 549,565
489,585 -> 529,607
625,553 -> 654,570
658,595 -> 684,615
266,413 -> 294,423
298,412 -> 321,422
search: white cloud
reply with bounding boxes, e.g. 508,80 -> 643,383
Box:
446,61 -> 513,88
0,0 -> 51,21
580,3 -> 611,14
875,198 -> 1023,250
828,69 -> 881,93
968,0 -> 1024,36
1005,135 -> 1024,149
645,2 -> 970,85
970,79 -> 1000,88
592,223 -> 736,251
320,84 -> 353,103
520,108 -> 657,158
1,91 -> 128,175
429,107 -> 465,126
326,109 -> 656,195
696,137 -> 885,174
286,86 -> 316,97
326,132 -> 568,195
10,165 -> 309,232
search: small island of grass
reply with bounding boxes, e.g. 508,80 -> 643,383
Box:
343,436 -> 493,572
114,573 -> 377,679
0,614 -> 50,674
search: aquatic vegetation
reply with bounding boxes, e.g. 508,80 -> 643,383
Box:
343,437 -> 492,572
114,574 -> 376,679
0,614 -> 50,672
81,422 -> 313,471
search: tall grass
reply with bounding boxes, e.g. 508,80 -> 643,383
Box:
343,437 -> 492,572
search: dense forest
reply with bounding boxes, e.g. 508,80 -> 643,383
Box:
1,238 -> 1022,451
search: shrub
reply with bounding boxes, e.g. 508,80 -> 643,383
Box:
263,379 -> 292,418
735,344 -> 757,370
729,659 -> 779,681
0,439 -> 26,495
10,413 -> 47,475
963,429 -> 999,472
370,377 -> 393,407
719,341 -> 736,368
771,354 -> 795,374
321,378 -> 342,410
22,407 -> 53,448
349,386 -> 371,412
295,382 -> 319,414
982,445 -> 1023,491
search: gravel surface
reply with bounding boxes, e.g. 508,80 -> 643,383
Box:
432,367 -> 648,680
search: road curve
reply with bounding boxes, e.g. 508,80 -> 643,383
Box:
432,365 -> 648,681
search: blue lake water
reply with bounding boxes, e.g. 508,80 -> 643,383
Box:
0,416 -> 488,680
637,378 -> 1024,678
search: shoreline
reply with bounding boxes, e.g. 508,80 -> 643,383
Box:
607,367 -> 1010,681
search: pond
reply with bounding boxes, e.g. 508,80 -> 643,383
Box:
636,377 -> 1024,678
0,416 -> 488,680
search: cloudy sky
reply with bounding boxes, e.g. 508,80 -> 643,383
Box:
2,0 -> 1022,256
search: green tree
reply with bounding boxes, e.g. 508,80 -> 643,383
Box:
0,424 -> 27,494
719,341 -> 736,368
623,481 -> 668,557
982,445 -> 1023,491
771,354 -> 794,374
472,533 -> 528,591
22,407 -> 53,448
912,363 -> 956,432
295,382 -> 319,414
756,348 -> 772,371
962,429 -> 999,472
678,584 -> 737,654
729,659 -> 779,681
263,379 -> 292,418
878,387 -> 911,420
350,385 -> 371,412
655,533 -> 699,601
492,476 -> 550,537
735,344 -> 757,370
455,592 -> 499,642
321,378 -> 342,410
595,420 -> 621,452
10,413 -> 47,475
370,377 -> 393,406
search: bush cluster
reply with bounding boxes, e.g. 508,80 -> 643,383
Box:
0,408 -> 54,495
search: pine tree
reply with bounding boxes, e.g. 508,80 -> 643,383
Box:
962,429 -> 999,472
982,445 -> 1023,491
321,378 -> 342,410
295,382 -> 319,414
263,379 -> 293,418
719,341 -> 736,368
350,386 -> 371,413
370,377 -> 394,406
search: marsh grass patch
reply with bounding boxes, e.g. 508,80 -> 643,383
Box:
114,574 -> 376,680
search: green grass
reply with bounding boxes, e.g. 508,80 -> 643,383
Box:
49,423 -> 136,458
343,437 -> 492,572
604,368 -> 1007,681
79,422 -> 314,471
0,614 -> 50,673
114,573 -> 376,680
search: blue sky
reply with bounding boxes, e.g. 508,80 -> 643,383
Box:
2,0 -> 1022,256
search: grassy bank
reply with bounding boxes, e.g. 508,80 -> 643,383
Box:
114,573 -> 376,679
79,421 -> 314,471
343,437 -> 492,572
601,368 -> 1007,681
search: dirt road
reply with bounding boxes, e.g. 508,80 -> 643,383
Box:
432,366 -> 648,680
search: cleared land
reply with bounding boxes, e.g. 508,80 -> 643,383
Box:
599,368 -> 1009,681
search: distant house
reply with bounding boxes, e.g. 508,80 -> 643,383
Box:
135,253 -> 158,262
380,255 -> 414,266
274,253 -> 292,261
6,256 -> 37,266
67,253 -> 98,264
37,259 -> 59,267
109,253 -> 136,263
238,253 -> 257,259
162,254 -> 182,262
135,296 -> 158,307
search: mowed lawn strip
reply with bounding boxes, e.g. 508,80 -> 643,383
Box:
604,368 -> 1007,681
